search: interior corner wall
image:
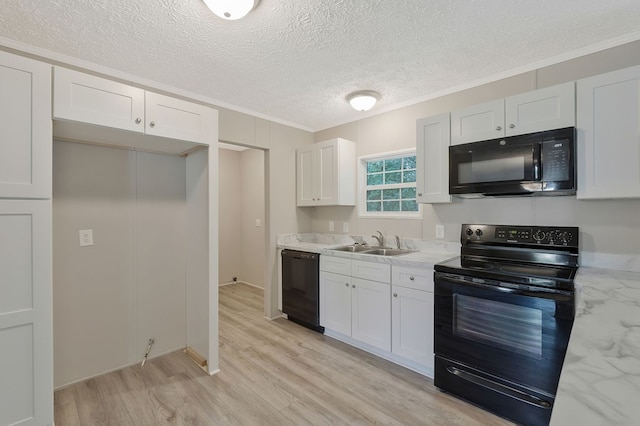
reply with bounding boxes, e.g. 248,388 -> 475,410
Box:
52,140 -> 187,388
218,148 -> 242,284
311,39 -> 640,255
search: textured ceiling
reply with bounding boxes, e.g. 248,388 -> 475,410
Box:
2,0 -> 640,131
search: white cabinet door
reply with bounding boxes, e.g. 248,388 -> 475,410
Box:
451,99 -> 504,145
0,200 -> 52,426
145,91 -> 215,145
0,51 -> 52,199
316,140 -> 339,205
506,82 -> 575,136
296,146 -> 316,206
351,277 -> 391,351
320,271 -> 352,336
416,113 -> 452,204
577,65 -> 640,199
53,67 -> 145,133
391,285 -> 434,369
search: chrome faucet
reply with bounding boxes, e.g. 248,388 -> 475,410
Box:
372,230 -> 384,247
395,235 -> 401,249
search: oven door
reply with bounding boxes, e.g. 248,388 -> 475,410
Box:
449,133 -> 541,196
434,272 -> 574,424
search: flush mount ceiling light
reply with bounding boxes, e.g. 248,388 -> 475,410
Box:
346,90 -> 380,112
202,0 -> 260,20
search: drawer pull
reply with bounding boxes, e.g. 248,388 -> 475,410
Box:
409,276 -> 415,281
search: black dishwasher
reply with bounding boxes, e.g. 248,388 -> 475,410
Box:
281,250 -> 324,333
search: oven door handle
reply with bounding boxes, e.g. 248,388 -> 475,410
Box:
436,273 -> 573,300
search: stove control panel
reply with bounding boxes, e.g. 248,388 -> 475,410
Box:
462,224 -> 579,248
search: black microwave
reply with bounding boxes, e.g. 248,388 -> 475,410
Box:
449,127 -> 576,197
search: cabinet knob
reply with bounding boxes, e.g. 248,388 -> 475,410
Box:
409,276 -> 415,281
393,293 -> 398,297
417,193 -> 423,197
149,121 -> 156,128
352,284 -> 356,288
135,118 -> 142,124
509,123 -> 515,129
345,282 -> 349,287
496,126 -> 502,131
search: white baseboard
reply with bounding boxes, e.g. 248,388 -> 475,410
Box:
219,280 -> 264,290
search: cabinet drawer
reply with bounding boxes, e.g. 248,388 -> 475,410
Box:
392,265 -> 434,292
352,260 -> 391,283
320,256 -> 351,275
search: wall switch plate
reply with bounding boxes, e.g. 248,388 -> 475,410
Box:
255,218 -> 261,227
343,222 -> 349,233
436,225 -> 445,239
79,229 -> 94,247
329,221 -> 335,232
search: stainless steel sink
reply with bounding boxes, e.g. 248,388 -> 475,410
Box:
360,248 -> 417,256
329,245 -> 417,256
330,245 -> 375,252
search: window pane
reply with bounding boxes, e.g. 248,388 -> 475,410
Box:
401,200 -> 418,211
403,156 -> 416,170
401,187 -> 416,199
367,201 -> 382,212
367,161 -> 384,173
367,173 -> 383,185
383,201 -> 400,211
385,172 -> 402,184
385,158 -> 402,171
367,190 -> 381,201
403,170 -> 416,183
382,188 -> 400,200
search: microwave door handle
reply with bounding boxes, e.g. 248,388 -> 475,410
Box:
533,144 -> 541,181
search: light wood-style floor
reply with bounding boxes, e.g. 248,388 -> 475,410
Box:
55,283 -> 514,425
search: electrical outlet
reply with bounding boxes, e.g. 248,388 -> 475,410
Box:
343,222 -> 349,233
79,229 -> 94,247
435,225 -> 445,239
255,218 -> 261,227
329,221 -> 335,232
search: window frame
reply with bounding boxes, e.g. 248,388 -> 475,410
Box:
358,148 -> 422,219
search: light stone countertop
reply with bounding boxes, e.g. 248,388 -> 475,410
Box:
277,233 -> 640,425
550,267 -> 640,426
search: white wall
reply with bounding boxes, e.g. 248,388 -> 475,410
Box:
313,40 -> 640,255
240,148 -> 265,288
53,141 -> 187,387
218,148 -> 242,284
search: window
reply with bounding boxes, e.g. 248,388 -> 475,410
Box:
359,150 -> 420,218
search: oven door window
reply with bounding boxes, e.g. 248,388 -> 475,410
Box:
454,294 -> 542,359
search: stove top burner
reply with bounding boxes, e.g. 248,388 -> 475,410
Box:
435,224 -> 580,291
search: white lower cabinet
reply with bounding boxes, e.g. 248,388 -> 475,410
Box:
351,277 -> 391,351
391,265 -> 435,373
320,257 -> 391,352
320,256 -> 434,376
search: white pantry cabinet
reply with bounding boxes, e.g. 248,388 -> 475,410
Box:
416,113 -> 452,204
53,67 -> 216,154
0,50 -> 53,426
391,265 -> 434,372
576,65 -> 640,199
0,51 -> 52,199
297,138 -> 356,206
320,257 -> 391,351
451,82 -> 575,145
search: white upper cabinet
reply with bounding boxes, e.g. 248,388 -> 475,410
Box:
451,82 -> 575,145
53,67 -> 216,154
416,113 -> 452,204
577,65 -> 640,199
451,99 -> 505,145
296,138 -> 356,206
0,51 -> 52,199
